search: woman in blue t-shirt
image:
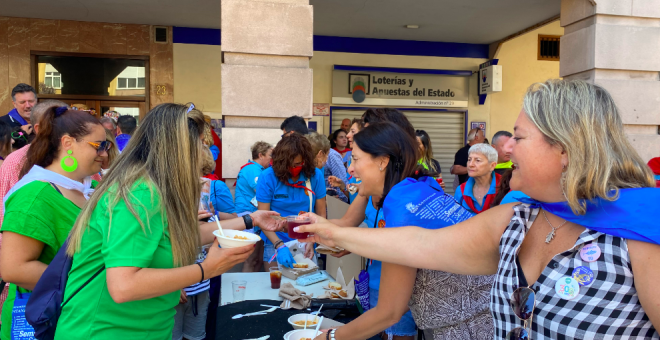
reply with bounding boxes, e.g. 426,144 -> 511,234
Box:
235,141 -> 272,216
303,122 -> 483,340
257,134 -> 326,269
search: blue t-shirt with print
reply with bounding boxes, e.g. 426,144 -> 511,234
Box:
364,196 -> 385,290
383,176 -> 475,230
454,171 -> 498,212
235,161 -> 265,213
210,180 -> 236,214
256,167 -> 326,244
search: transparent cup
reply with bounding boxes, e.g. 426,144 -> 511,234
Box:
286,215 -> 311,240
232,280 -> 247,302
269,266 -> 282,289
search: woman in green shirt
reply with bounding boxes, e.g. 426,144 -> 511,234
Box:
0,106 -> 111,340
55,103 -> 282,340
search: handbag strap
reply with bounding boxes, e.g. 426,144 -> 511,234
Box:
61,265 -> 105,307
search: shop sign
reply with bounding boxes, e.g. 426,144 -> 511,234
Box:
332,67 -> 469,108
313,103 -> 330,116
479,65 -> 502,95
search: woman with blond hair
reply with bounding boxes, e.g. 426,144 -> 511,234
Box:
54,103 -> 283,339
299,80 -> 660,340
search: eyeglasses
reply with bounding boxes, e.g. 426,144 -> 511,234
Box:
507,287 -> 536,340
186,103 -> 195,114
83,140 -> 113,155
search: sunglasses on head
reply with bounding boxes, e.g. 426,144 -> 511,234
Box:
507,287 -> 536,340
83,140 -> 113,155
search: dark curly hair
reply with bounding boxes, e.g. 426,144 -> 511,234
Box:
271,133 -> 316,184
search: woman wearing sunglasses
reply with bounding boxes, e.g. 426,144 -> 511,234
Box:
299,80 -> 660,340
0,106 -> 107,340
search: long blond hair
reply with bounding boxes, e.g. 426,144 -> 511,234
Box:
523,79 -> 655,214
68,103 -> 206,266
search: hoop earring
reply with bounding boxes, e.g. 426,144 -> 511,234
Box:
60,150 -> 78,172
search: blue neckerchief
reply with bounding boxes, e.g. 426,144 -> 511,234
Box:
516,188 -> 660,245
8,108 -> 28,125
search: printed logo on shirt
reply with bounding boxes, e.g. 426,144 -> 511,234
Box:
274,194 -> 289,199
255,177 -> 259,184
405,202 -> 420,214
377,219 -> 386,228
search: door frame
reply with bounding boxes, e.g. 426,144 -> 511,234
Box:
30,51 -> 150,119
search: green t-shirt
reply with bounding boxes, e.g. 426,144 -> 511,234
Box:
0,181 -> 81,340
54,181 -> 177,340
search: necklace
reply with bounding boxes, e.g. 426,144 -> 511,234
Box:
542,210 -> 568,244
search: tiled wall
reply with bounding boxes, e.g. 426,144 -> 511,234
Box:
0,16 -> 173,114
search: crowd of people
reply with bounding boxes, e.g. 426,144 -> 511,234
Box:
0,78 -> 657,340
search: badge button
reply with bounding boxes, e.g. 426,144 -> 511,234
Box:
555,276 -> 580,300
572,266 -> 595,286
580,244 -> 601,262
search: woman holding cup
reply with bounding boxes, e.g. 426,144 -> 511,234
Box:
257,133 -> 327,270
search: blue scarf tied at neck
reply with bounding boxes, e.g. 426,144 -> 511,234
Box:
516,188 -> 660,245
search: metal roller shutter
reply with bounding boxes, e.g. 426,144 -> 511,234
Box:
331,108 -> 464,195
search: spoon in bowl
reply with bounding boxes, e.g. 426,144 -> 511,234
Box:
214,212 -> 225,238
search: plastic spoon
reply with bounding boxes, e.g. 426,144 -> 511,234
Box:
314,316 -> 324,337
304,315 -> 309,330
215,212 -> 225,238
311,304 -> 324,316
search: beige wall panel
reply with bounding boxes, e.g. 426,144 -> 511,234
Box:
593,79 -> 660,125
173,43 -> 222,113
0,17 -> 10,114
560,0 -> 596,27
627,133 -> 660,162
594,24 -> 660,72
632,0 -> 660,18
79,21 -> 104,54
559,25 -> 596,77
29,19 -> 57,51
221,0 -> 313,56
7,18 -> 30,88
54,20 -> 80,52
595,0 -> 633,16
224,52 -> 309,68
224,116 -> 285,128
221,64 -> 312,118
150,27 -> 174,108
222,127 -> 282,178
102,23 -> 127,55
249,0 -> 308,4
126,24 -> 150,55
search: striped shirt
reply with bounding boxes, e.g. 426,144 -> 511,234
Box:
491,204 -> 658,339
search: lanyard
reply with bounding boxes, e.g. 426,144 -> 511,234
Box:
284,180 -> 315,197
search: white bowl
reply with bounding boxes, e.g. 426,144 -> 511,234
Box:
287,329 -> 320,340
287,313 -> 320,330
283,330 -> 296,340
213,229 -> 260,248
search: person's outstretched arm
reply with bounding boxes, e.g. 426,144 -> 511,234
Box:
298,203 -> 517,275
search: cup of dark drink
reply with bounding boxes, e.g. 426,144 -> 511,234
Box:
269,267 -> 282,289
286,215 -> 311,240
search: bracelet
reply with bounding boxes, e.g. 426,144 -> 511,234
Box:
196,263 -> 204,283
330,329 -> 337,340
326,330 -> 331,340
242,214 -> 254,229
274,240 -> 284,249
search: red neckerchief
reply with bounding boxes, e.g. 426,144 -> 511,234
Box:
233,161 -> 256,187
284,179 -> 315,197
332,147 -> 350,156
459,173 -> 501,214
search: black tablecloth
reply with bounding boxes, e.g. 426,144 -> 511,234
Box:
215,299 -> 380,340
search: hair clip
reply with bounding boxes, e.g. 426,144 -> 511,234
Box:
186,103 -> 195,114
55,106 -> 68,117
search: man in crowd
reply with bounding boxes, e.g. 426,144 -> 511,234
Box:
340,118 -> 351,132
1,84 -> 37,136
116,115 -> 137,152
100,117 -> 117,136
491,130 -> 513,175
451,127 -> 484,185
281,115 -> 309,136
0,100 -> 66,225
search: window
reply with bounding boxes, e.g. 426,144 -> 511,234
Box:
538,35 -> 561,61
116,66 -> 146,89
45,71 -> 63,88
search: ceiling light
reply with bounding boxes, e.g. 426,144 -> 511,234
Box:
405,25 -> 419,29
